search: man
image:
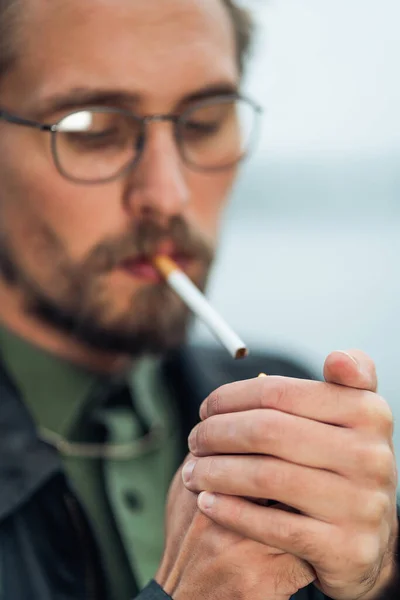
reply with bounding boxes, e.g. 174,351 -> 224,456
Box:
0,0 -> 398,599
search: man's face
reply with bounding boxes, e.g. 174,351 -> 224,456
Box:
0,0 -> 240,356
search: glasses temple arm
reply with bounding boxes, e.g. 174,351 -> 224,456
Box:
0,109 -> 52,131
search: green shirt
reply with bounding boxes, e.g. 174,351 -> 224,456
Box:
0,326 -> 182,600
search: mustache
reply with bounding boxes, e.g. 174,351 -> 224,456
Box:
80,216 -> 215,274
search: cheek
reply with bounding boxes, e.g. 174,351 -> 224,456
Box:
187,169 -> 236,238
0,131 -> 125,261
28,178 -> 125,260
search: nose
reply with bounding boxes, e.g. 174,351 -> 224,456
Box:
123,122 -> 190,223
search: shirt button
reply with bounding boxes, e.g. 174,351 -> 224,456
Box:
124,490 -> 143,511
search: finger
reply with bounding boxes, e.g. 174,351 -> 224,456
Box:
199,376 -> 392,432
183,455 -> 364,523
197,492 -> 331,565
323,350 -> 378,392
189,409 -> 393,481
190,409 -> 352,473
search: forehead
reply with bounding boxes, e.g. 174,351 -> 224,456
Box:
4,0 -> 239,110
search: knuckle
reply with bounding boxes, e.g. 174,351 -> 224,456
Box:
276,520 -> 299,544
249,417 -> 268,452
349,535 -> 381,571
251,458 -> 270,493
254,459 -> 286,496
205,387 -> 223,418
226,498 -> 243,524
354,443 -> 396,486
260,376 -> 290,411
357,393 -> 378,424
370,446 -> 396,486
250,412 -> 282,450
227,497 -> 250,526
359,394 -> 394,433
270,464 -> 288,493
373,396 -> 394,433
379,403 -> 394,435
359,491 -> 391,525
196,419 -> 211,448
203,456 -> 223,487
353,441 -> 374,470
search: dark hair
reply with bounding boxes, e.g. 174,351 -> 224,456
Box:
0,0 -> 253,79
0,0 -> 20,79
222,0 -> 254,74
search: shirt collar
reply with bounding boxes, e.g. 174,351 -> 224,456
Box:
0,326 -> 103,437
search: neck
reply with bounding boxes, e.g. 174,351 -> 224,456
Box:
0,282 -> 132,375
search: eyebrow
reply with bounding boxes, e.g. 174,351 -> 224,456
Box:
36,90 -> 140,118
182,82 -> 240,104
35,82 -> 240,118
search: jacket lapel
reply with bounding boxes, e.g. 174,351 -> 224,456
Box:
0,359 -> 61,522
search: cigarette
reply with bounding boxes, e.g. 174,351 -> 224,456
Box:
154,255 -> 248,360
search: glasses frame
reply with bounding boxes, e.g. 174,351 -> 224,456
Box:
0,93 -> 263,185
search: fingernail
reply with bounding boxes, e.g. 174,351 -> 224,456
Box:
198,491 -> 216,511
182,460 -> 196,484
338,351 -> 359,368
188,428 -> 197,453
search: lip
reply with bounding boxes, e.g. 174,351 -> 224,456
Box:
119,253 -> 192,283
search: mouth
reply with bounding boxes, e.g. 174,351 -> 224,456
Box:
119,252 -> 193,283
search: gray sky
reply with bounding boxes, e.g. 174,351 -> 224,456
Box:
242,0 -> 400,159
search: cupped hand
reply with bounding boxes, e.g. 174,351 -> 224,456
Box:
155,456 -> 315,600
184,350 -> 398,600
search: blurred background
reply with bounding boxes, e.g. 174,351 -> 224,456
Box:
192,0 -> 400,459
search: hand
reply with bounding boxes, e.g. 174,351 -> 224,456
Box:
155,456 -> 316,600
184,350 -> 398,600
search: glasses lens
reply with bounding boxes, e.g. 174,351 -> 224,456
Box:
53,109 -> 142,182
179,97 -> 260,171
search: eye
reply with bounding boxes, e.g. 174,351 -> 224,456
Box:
56,110 -> 130,148
64,127 -> 124,150
181,119 -> 220,139
72,127 -> 119,141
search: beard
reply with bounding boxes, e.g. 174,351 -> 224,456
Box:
0,216 -> 215,357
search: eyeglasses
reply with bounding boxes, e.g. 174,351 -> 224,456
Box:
0,94 -> 262,185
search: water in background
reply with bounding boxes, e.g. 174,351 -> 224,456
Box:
191,153 -> 400,461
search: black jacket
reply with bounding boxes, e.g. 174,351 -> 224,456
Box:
0,346 -> 397,599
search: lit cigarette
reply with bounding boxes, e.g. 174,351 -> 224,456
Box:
154,255 -> 248,360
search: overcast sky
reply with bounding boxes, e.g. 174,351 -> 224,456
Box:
242,0 -> 400,159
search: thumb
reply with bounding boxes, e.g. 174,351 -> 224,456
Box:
323,349 -> 378,392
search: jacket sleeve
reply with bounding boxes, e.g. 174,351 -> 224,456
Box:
135,572 -> 400,600
378,572 -> 400,599
134,580 -> 172,599
136,575 -> 400,600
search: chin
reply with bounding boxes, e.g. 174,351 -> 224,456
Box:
29,281 -> 191,357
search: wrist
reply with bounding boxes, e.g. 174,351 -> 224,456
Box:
363,515 -> 399,600
359,527 -> 399,600
361,562 -> 398,600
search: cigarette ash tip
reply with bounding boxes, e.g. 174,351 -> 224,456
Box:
235,347 -> 249,360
